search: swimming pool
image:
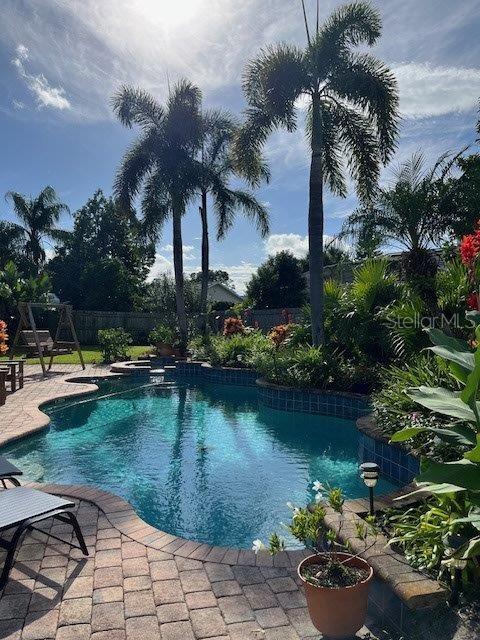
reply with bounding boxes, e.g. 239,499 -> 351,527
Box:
1,377 -> 396,548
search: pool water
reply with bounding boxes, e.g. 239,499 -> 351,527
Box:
1,378 -> 396,548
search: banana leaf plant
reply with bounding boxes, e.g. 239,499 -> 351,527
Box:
390,316 -> 480,561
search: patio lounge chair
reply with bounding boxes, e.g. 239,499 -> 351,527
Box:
0,486 -> 88,589
0,456 -> 22,488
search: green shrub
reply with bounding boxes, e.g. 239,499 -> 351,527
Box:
98,328 -> 132,363
149,323 -> 176,346
372,352 -> 459,434
208,330 -> 268,368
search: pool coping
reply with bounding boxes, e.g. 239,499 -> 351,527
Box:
0,364 -> 446,610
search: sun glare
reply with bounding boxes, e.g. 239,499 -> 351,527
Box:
136,0 -> 204,29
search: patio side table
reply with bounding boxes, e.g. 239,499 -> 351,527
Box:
2,360 -> 25,392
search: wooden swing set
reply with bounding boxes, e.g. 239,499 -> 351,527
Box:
10,302 -> 85,376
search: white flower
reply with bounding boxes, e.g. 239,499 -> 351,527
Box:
315,492 -> 324,503
292,507 -> 301,519
252,539 -> 264,554
312,480 -> 325,492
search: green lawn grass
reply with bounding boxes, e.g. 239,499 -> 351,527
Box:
0,345 -> 151,365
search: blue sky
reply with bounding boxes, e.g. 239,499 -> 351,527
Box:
1,0 -> 480,291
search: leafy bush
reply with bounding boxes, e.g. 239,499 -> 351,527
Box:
373,352 -> 458,431
208,330 -> 268,368
385,494 -> 477,580
387,325 -> 480,577
98,328 -> 133,363
149,324 -> 176,346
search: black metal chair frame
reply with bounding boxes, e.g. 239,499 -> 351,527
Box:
0,455 -> 23,489
0,497 -> 89,589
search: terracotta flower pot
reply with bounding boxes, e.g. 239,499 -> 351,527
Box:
155,342 -> 174,357
298,553 -> 373,639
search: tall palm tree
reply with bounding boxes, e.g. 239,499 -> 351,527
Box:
112,81 -> 204,350
234,1 -> 399,345
197,110 -> 269,332
5,186 -> 69,273
342,151 -> 462,278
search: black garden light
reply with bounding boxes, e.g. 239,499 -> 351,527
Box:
360,462 -> 380,516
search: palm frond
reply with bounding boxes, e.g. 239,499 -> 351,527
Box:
327,52 -> 399,162
306,102 -> 347,197
113,131 -> 156,207
321,2 -> 381,46
329,102 -> 380,201
140,171 -> 171,241
5,191 -> 31,226
243,43 -> 308,120
111,85 -> 164,129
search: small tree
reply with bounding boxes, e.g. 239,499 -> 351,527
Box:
246,251 -> 307,308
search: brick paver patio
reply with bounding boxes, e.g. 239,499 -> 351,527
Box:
0,365 -> 377,639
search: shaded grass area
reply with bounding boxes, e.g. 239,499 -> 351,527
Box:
0,345 -> 151,365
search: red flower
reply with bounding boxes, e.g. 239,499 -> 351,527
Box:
466,292 -> 479,310
460,234 -> 478,267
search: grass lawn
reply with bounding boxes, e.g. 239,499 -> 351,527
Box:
0,345 -> 151,365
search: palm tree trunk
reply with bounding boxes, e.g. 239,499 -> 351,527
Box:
199,189 -> 209,335
308,93 -> 325,346
172,197 -> 188,352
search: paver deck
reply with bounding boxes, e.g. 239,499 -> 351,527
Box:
0,365 -> 377,639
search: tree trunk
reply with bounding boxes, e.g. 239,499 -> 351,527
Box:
308,93 -> 325,347
199,189 -> 209,335
172,198 -> 188,353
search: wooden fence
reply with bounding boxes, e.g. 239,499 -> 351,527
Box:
70,310 -> 164,344
46,307 -> 304,345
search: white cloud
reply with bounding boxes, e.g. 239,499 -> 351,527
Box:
394,62 -> 480,118
12,99 -> 25,110
147,253 -> 173,281
12,44 -> 71,111
265,233 -> 350,259
265,233 -> 309,259
210,262 -> 257,293
161,244 -> 196,261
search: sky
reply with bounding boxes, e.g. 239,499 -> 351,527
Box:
1,0 -> 480,292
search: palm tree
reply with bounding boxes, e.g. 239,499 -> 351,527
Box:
234,1 -> 399,345
5,186 -> 69,273
342,151 -> 461,280
112,81 -> 205,350
197,110 -> 269,332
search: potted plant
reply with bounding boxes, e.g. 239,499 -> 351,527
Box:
149,324 -> 177,357
253,483 -> 377,639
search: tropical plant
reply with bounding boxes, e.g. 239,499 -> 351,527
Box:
0,261 -> 51,319
112,81 -> 205,350
436,258 -> 471,318
5,186 -> 69,273
197,110 -> 269,332
386,494 -> 478,583
332,258 -> 401,363
97,328 -> 133,364
234,1 -> 399,345
390,326 -> 480,566
342,151 -> 462,297
207,330 -> 267,368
